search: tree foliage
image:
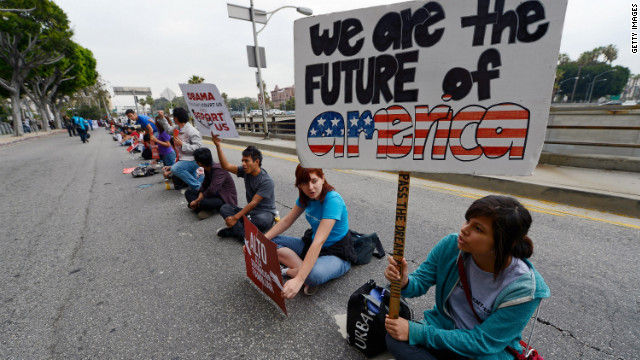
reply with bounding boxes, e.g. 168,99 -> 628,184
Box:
0,0 -> 73,134
188,75 -> 204,84
556,45 -> 629,102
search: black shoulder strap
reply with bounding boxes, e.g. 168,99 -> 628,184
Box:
372,233 -> 385,259
456,253 -> 482,323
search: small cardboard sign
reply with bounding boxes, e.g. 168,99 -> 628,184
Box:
178,83 -> 239,139
243,216 -> 287,315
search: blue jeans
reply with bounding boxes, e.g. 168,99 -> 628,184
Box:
219,204 -> 275,238
170,160 -> 203,190
160,151 -> 176,167
385,334 -> 467,360
271,235 -> 351,287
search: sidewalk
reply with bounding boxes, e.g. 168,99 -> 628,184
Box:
0,129 -> 67,147
215,134 -> 640,219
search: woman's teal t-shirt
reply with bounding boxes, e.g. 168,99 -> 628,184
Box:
296,190 -> 349,247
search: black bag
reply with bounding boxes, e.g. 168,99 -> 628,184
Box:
131,166 -> 157,177
141,147 -> 153,160
350,230 -> 385,265
347,279 -> 413,358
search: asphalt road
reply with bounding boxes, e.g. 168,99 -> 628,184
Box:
1,130 -> 638,359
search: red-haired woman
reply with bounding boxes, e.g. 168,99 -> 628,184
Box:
265,165 -> 356,298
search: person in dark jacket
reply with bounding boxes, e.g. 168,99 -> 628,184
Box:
184,147 -> 238,220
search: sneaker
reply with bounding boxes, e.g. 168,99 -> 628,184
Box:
216,227 -> 236,238
280,265 -> 289,280
303,285 -> 318,296
197,210 -> 213,220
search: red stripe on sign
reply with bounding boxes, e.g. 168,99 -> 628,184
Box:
435,129 -> 450,138
450,146 -> 483,155
385,146 -> 413,154
477,128 -> 528,138
451,111 -> 486,121
347,145 -> 359,153
335,145 -> 344,153
482,146 -> 524,157
483,110 -> 529,120
309,145 -> 333,154
433,146 -> 446,155
415,129 -> 430,138
373,113 -> 412,122
376,130 -> 414,138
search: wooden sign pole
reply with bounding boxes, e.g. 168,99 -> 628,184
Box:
388,171 -> 410,319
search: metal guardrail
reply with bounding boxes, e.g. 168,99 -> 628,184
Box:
233,114 -> 640,152
545,125 -> 640,149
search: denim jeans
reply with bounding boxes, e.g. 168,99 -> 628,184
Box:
160,151 -> 176,167
385,334 -> 467,360
271,235 -> 351,287
185,188 -> 224,212
170,160 -> 203,190
219,204 -> 274,238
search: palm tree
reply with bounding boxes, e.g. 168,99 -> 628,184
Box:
602,44 -> 618,65
558,53 -> 570,65
188,75 -> 204,84
138,97 -> 147,114
145,95 -> 154,113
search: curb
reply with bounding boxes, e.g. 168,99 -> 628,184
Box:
0,130 -> 66,148
207,136 -> 639,219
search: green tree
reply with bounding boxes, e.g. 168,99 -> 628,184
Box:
221,92 -> 229,109
51,43 -> 98,125
138,97 -> 147,114
285,96 -> 295,111
558,53 -> 571,65
188,75 -> 204,84
145,95 -> 154,115
0,0 -> 72,136
602,44 -> 618,65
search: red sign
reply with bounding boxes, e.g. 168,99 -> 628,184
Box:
243,216 -> 287,315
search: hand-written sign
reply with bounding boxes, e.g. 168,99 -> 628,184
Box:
294,0 -> 567,175
178,83 -> 239,139
243,216 -> 287,315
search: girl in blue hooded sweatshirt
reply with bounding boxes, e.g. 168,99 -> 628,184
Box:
384,195 -> 550,360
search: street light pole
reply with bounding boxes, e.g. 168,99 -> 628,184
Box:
588,69 -> 617,103
250,0 -> 269,139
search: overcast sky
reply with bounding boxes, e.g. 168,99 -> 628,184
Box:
54,0 -> 639,107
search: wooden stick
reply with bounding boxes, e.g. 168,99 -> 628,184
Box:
388,171 -> 410,319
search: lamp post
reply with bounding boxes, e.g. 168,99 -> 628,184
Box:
588,69 -> 617,103
554,77 -> 578,101
247,1 -> 312,139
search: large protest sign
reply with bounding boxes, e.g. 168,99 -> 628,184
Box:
178,83 -> 239,138
243,216 -> 287,315
295,0 -> 568,175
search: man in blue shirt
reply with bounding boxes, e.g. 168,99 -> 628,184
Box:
125,109 -> 158,137
72,113 -> 88,143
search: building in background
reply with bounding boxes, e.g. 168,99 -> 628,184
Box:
270,85 -> 294,109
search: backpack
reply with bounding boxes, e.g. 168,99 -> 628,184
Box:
346,279 -> 413,357
350,230 -> 385,265
131,166 -> 157,177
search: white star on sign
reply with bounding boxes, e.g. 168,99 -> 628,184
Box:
310,128 -> 317,136
363,115 -> 373,125
331,118 -> 341,128
350,117 -> 359,127
317,118 -> 326,127
325,128 -> 333,136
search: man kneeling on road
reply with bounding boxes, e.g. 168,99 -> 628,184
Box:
185,148 -> 238,220
212,134 -> 276,241
163,107 -> 203,190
